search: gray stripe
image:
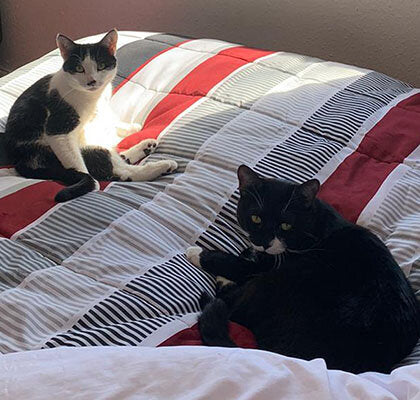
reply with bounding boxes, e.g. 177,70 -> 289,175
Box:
113,34 -> 188,89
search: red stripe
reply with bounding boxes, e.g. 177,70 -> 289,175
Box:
0,181 -> 110,238
0,182 -> 59,238
158,322 -> 257,348
318,92 -> 420,223
113,40 -> 191,95
116,46 -> 274,151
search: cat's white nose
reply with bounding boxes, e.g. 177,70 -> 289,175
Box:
265,238 -> 286,255
87,79 -> 97,87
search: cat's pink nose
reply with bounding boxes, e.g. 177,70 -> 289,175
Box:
87,79 -> 96,86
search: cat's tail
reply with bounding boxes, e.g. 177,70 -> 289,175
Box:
198,292 -> 236,348
15,163 -> 98,202
55,173 -> 98,203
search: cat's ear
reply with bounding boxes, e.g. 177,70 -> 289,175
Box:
296,179 -> 320,208
56,34 -> 75,60
100,29 -> 118,55
238,165 -> 261,190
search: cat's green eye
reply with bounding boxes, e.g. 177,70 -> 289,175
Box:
75,65 -> 84,73
281,223 -> 292,231
97,62 -> 106,71
251,215 -> 262,224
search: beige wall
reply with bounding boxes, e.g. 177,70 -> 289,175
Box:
0,0 -> 419,85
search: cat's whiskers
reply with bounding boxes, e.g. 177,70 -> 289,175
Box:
255,190 -> 264,209
287,247 -> 325,254
302,231 -> 318,240
282,187 -> 296,213
281,252 -> 286,264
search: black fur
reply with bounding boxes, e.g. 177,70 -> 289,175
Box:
62,43 -> 116,75
15,161 -> 97,203
54,174 -> 97,203
197,165 -> 420,374
45,89 -> 80,135
199,293 -> 236,348
82,147 -> 116,180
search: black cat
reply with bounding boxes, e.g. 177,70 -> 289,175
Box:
186,165 -> 420,374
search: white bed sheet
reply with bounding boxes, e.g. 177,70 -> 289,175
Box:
1,346 -> 419,399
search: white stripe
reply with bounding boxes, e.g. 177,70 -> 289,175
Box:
139,313 -> 199,347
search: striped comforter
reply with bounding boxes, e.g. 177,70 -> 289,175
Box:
0,32 -> 419,368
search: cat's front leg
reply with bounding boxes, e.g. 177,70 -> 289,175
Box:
116,121 -> 142,138
186,247 -> 259,284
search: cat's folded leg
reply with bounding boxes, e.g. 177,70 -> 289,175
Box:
115,121 -> 142,138
120,139 -> 158,164
47,131 -> 99,190
186,247 -> 259,284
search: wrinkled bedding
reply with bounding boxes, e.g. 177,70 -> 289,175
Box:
0,31 -> 419,381
1,346 -> 420,400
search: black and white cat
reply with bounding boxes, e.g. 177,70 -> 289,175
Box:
186,165 -> 420,373
4,29 -> 177,202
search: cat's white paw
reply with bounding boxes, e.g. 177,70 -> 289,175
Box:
93,179 -> 101,191
148,159 -> 178,176
123,159 -> 178,181
161,160 -> 178,175
186,246 -> 203,268
121,139 -> 158,164
116,122 -> 143,138
216,276 -> 233,288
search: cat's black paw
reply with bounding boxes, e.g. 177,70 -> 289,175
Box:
199,291 -> 213,309
240,247 -> 258,262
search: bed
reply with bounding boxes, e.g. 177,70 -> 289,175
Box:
0,31 -> 419,399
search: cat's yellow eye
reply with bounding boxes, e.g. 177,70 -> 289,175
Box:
97,62 -> 106,71
75,65 -> 84,73
251,215 -> 262,224
281,223 -> 292,231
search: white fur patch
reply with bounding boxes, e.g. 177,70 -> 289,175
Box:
216,276 -> 233,287
266,238 -> 286,255
251,243 -> 265,252
47,131 -> 88,173
116,122 -> 143,138
186,246 -> 203,268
